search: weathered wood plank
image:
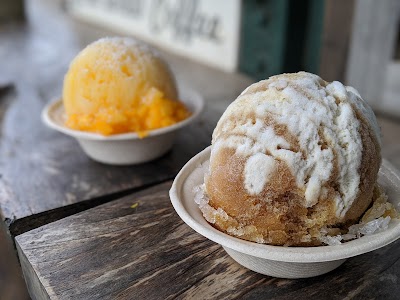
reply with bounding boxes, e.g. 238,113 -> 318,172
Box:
0,0 -> 252,237
16,181 -> 400,300
0,79 -> 215,235
17,244 -> 50,300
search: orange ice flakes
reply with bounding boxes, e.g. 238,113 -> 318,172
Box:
63,37 -> 191,137
66,87 -> 190,137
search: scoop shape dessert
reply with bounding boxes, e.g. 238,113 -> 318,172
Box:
201,72 -> 382,246
63,37 -> 190,137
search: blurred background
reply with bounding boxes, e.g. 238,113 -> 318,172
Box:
61,0 -> 400,116
0,0 -> 399,299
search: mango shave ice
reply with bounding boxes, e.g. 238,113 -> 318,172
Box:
63,37 -> 190,137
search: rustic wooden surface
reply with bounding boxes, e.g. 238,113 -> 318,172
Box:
0,78 -> 215,235
0,0 -> 252,238
16,180 -> 400,300
3,1 -> 400,300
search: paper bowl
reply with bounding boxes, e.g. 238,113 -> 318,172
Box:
169,146 -> 400,278
42,87 -> 204,165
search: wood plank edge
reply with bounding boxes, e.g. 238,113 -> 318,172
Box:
16,240 -> 51,300
9,178 -> 173,237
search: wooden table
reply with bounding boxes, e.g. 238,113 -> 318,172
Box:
2,1 -> 400,299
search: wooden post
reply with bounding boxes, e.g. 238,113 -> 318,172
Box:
346,0 -> 400,107
319,0 -> 355,82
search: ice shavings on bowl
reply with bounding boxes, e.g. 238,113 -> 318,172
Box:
194,182 -> 399,247
194,183 -> 267,243
194,184 -> 229,224
320,185 -> 399,246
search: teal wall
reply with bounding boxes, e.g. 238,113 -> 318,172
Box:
239,0 -> 325,80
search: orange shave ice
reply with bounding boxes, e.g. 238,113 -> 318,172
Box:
63,37 -> 191,137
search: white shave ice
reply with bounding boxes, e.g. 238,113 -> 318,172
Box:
203,71 -> 383,246
211,72 -> 381,218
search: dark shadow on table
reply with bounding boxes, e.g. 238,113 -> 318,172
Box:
0,222 -> 30,300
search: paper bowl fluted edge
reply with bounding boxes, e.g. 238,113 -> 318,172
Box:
169,146 -> 400,264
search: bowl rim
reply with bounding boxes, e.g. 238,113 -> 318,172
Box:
41,86 -> 204,141
169,146 -> 400,263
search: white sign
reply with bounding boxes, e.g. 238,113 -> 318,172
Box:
66,0 -> 242,72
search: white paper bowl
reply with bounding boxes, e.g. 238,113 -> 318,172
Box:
42,87 -> 204,165
169,146 -> 400,278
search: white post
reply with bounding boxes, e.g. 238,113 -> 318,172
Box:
346,0 -> 400,109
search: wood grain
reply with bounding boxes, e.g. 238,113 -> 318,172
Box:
0,19 -> 218,234
4,1 -> 400,299
0,0 -> 252,237
0,81 -> 214,234
16,181 -> 400,300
